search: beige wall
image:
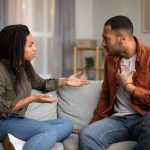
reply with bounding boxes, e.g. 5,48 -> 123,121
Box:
75,0 -> 94,38
75,0 -> 150,45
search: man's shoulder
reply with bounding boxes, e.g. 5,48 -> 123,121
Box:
141,45 -> 150,56
144,46 -> 150,52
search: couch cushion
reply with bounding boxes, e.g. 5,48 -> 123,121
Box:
57,80 -> 102,128
25,90 -> 58,120
63,134 -> 79,150
0,144 -> 4,150
0,142 -> 64,150
107,141 -> 137,150
51,143 -> 64,150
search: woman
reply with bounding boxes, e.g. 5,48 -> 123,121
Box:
0,24 -> 88,150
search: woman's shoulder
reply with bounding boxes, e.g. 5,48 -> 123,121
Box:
0,59 -> 7,69
0,60 -> 6,70
0,59 -> 11,76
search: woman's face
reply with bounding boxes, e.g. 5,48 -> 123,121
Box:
24,34 -> 37,61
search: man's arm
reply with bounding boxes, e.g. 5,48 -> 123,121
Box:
116,69 -> 150,105
90,57 -> 110,123
126,84 -> 150,105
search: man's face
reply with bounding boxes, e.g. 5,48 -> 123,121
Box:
102,25 -> 122,56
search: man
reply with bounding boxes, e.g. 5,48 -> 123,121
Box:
79,15 -> 150,150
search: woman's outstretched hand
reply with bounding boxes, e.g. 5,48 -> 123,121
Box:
11,94 -> 58,112
33,94 -> 58,103
66,72 -> 89,87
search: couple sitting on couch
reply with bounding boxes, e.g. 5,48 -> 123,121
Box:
1,15 -> 150,150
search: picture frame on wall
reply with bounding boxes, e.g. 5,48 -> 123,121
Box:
142,0 -> 150,33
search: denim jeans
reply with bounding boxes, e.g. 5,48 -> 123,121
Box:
79,113 -> 150,150
0,117 -> 74,150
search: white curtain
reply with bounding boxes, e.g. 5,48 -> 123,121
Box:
55,0 -> 75,77
0,0 -> 8,28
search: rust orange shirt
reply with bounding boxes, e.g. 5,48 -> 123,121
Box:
91,37 -> 150,123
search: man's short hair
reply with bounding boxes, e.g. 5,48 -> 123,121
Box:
104,15 -> 133,36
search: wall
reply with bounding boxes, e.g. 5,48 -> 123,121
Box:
75,0 -> 150,45
75,0 -> 94,38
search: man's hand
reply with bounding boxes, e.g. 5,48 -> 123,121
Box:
116,69 -> 135,87
116,69 -> 136,93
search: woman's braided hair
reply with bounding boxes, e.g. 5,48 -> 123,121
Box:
0,24 -> 35,93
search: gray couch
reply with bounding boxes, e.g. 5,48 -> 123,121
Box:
0,80 -> 137,150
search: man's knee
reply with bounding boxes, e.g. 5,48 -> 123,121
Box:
79,127 -> 93,140
79,129 -> 87,143
79,123 -> 117,150
79,127 -> 94,149
79,126 -> 106,150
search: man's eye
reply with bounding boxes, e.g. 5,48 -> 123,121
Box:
28,44 -> 32,47
105,38 -> 110,41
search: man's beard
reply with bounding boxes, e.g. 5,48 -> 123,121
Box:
107,49 -> 121,56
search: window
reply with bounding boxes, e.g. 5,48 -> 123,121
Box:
5,0 -> 55,76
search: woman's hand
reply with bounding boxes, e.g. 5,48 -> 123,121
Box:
11,94 -> 58,112
66,72 -> 89,87
58,72 -> 89,87
33,94 -> 58,103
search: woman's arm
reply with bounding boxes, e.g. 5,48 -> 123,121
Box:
11,94 -> 58,112
11,95 -> 35,112
58,72 -> 88,88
